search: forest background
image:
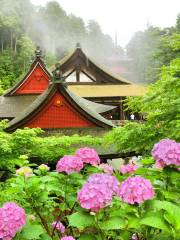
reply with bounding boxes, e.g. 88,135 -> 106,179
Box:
0,0 -> 180,93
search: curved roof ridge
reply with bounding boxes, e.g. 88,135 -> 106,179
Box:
6,83 -> 115,131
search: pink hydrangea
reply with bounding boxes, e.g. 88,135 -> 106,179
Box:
87,173 -> 120,195
75,147 -> 100,166
99,163 -> 113,174
61,237 -> 75,240
119,164 -> 138,174
77,182 -> 112,212
77,173 -> 121,212
151,139 -> 180,168
51,221 -> 65,233
119,176 -> 155,204
0,202 -> 26,240
56,156 -> 83,174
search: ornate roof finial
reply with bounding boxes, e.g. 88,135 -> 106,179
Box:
76,42 -> 81,49
52,63 -> 67,87
35,46 -> 42,58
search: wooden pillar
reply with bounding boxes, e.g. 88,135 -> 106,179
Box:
76,70 -> 80,82
119,97 -> 125,120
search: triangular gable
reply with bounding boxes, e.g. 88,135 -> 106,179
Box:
26,91 -> 94,128
6,83 -> 114,131
51,46 -> 132,85
4,58 -> 51,96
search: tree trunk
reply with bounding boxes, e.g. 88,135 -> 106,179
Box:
1,39 -> 4,52
14,36 -> 17,54
10,30 -> 13,50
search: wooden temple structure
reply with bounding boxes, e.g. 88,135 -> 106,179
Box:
0,45 -> 146,132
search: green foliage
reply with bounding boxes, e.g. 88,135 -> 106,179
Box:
0,150 -> 179,240
0,126 -> 101,174
105,55 -> 180,154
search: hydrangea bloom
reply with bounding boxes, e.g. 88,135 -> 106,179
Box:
38,164 -> 50,171
119,176 -> 155,204
16,167 -> 33,177
75,147 -> 100,166
77,173 -> 120,212
99,163 -> 113,174
119,164 -> 138,174
51,221 -> 65,233
61,237 -> 75,240
77,182 -> 112,212
151,139 -> 180,168
0,202 -> 26,240
87,173 -> 120,195
56,156 -> 83,174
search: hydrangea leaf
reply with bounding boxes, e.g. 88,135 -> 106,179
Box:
68,212 -> 95,228
20,224 -> 45,239
100,217 -> 126,230
140,216 -> 169,231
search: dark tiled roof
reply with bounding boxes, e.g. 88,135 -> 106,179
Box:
7,83 -> 115,131
0,95 -> 38,118
51,47 -> 132,84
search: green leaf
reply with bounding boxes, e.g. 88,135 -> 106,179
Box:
100,217 -> 126,230
127,216 -> 140,229
78,234 -> 96,240
141,157 -> 155,165
140,216 -> 169,231
151,200 -> 180,230
68,212 -> 95,228
20,224 -> 45,239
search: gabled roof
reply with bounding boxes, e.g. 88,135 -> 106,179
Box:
4,55 -> 51,97
0,95 -> 38,118
6,82 -> 115,132
51,46 -> 132,85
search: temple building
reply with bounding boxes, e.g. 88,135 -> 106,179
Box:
0,45 -> 146,132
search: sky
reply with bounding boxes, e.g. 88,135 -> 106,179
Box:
31,0 -> 180,47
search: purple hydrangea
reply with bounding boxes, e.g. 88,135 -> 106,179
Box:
51,221 -> 65,233
56,156 -> 83,174
75,147 -> 100,166
77,173 -> 120,212
118,176 -> 155,204
151,139 -> 180,168
61,237 -> 75,240
0,202 -> 26,240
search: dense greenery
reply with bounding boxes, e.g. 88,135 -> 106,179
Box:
0,124 -> 101,176
0,143 -> 179,240
105,29 -> 180,154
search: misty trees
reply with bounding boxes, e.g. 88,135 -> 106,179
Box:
127,14 -> 180,84
0,0 -> 120,92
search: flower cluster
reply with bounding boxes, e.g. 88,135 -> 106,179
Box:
38,164 -> 50,171
61,237 -> 75,240
51,221 -> 65,233
0,202 -> 26,240
16,167 -> 33,177
119,164 -> 138,174
56,156 -> 83,174
77,173 -> 120,212
76,147 -> 100,166
87,173 -> 120,195
99,163 -> 113,174
151,139 -> 180,168
118,176 -> 155,204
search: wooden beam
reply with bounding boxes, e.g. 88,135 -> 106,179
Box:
81,70 -> 96,82
64,68 -> 76,79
